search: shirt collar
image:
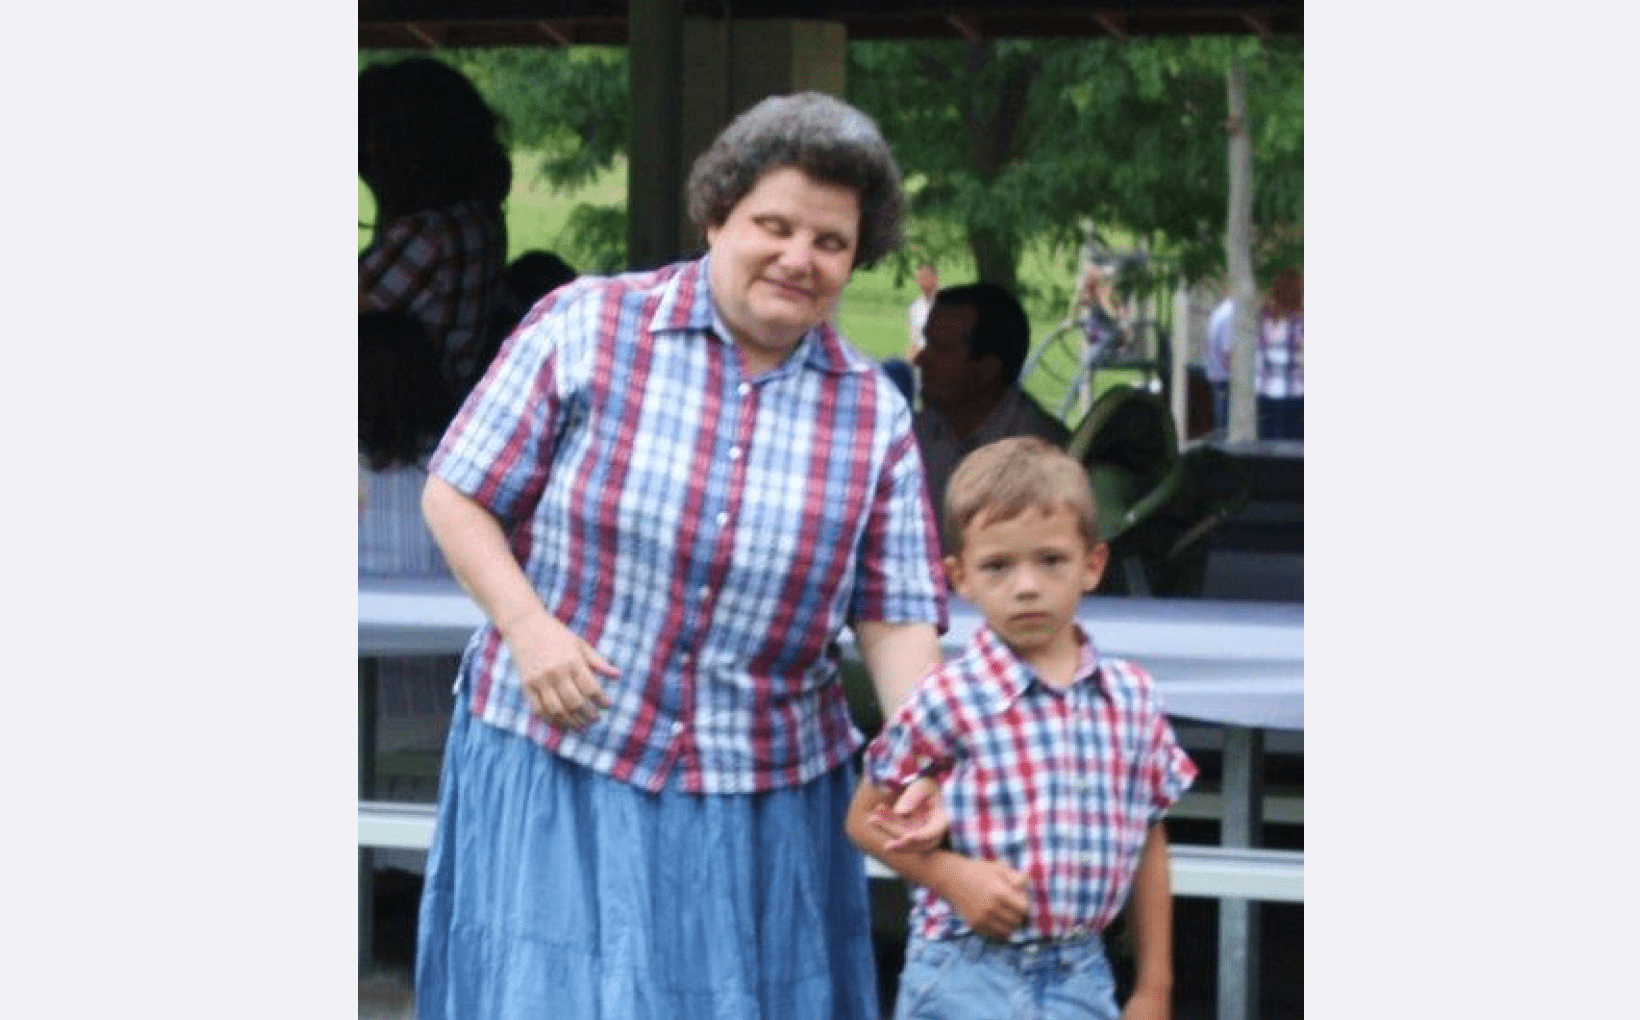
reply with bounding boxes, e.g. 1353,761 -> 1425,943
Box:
968,622 -> 1105,714
647,256 -> 868,377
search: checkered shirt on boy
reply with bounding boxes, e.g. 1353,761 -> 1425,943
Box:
429,256 -> 949,795
865,624 -> 1196,942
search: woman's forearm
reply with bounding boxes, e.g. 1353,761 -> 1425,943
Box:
421,474 -> 550,639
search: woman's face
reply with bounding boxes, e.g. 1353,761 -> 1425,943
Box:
705,167 -> 859,374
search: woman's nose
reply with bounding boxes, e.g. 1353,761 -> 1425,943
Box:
775,237 -> 813,273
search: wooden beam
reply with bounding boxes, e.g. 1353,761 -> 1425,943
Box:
404,21 -> 441,48
1239,12 -> 1274,42
945,15 -> 982,42
1093,13 -> 1128,42
534,19 -> 570,46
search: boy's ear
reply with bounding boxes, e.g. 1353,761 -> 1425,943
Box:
943,554 -> 967,596
1083,541 -> 1110,593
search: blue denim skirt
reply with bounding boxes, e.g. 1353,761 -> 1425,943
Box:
415,703 -> 879,1019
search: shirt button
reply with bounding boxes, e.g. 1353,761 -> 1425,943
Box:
737,383 -> 751,396
716,511 -> 729,526
671,721 -> 684,736
698,585 -> 711,599
679,652 -> 692,665
728,446 -> 742,460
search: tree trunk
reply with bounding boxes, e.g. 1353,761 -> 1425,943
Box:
1225,55 -> 1259,443
968,227 -> 1020,291
961,40 -> 1035,292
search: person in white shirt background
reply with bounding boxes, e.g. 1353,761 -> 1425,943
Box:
907,260 -> 938,361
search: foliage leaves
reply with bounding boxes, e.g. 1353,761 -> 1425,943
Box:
360,35 -> 1300,289
847,35 -> 1302,294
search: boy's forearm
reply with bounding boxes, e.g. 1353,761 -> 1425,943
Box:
1127,822 -> 1176,996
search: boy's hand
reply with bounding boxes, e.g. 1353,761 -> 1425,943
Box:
868,776 -> 948,853
1120,985 -> 1169,1020
943,857 -> 1029,939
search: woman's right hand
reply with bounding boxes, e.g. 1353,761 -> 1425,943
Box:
502,608 -> 618,729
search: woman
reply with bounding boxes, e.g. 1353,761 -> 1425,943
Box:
414,93 -> 948,1019
1256,267 -> 1304,441
358,58 -> 513,400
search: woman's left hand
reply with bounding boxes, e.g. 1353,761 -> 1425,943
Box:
868,776 -> 948,853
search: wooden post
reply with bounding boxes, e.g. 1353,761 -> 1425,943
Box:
1225,55 -> 1258,443
1171,283 -> 1191,448
358,657 -> 379,972
627,0 -> 686,269
1219,726 -> 1266,1020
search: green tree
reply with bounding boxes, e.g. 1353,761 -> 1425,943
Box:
847,35 -> 1302,297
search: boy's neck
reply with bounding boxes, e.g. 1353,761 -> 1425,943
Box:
1009,625 -> 1083,690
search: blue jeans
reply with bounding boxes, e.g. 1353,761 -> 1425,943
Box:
893,935 -> 1119,1020
1257,395 -> 1304,440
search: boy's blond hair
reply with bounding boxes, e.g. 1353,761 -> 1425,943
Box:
942,437 -> 1101,555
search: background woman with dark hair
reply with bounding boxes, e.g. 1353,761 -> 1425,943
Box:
359,58 -> 513,399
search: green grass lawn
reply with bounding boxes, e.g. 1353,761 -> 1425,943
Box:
361,151 -> 1132,418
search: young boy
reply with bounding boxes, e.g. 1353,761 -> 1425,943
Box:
847,437 -> 1197,1020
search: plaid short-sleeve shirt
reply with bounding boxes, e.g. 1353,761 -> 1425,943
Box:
1256,312 -> 1304,399
865,625 -> 1196,942
359,200 -> 507,390
429,257 -> 949,794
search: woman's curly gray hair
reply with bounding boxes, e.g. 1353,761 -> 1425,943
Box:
686,92 -> 905,268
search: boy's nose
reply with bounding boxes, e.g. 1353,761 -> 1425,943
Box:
1012,566 -> 1042,595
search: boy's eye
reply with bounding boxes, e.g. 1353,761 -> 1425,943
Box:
979,559 -> 1007,573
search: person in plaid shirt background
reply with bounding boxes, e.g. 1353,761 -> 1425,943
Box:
359,58 -> 512,398
1255,268 -> 1304,441
412,93 -> 951,1020
849,437 -> 1197,1020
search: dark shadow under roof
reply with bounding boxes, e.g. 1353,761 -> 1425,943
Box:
360,1 -> 1303,49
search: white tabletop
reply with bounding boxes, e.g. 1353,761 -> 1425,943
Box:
359,574 -> 1303,731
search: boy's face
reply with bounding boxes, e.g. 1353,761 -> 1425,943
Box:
946,504 -> 1107,669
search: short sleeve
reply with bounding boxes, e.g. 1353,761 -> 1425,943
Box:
863,674 -> 961,791
426,294 -> 594,525
1136,677 -> 1198,822
848,404 -> 948,632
